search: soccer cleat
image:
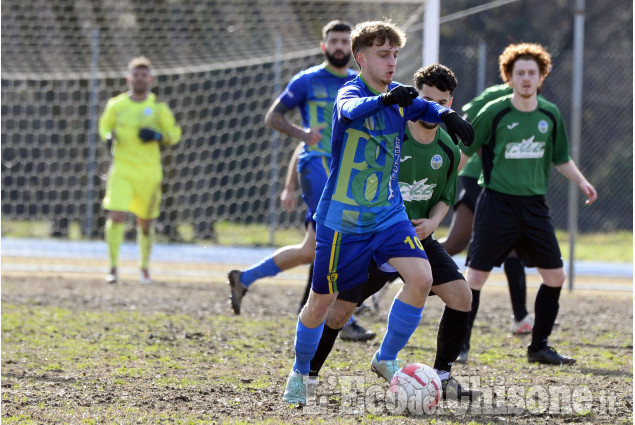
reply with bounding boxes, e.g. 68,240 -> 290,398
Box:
455,349 -> 469,364
140,269 -> 152,284
527,345 -> 576,365
354,302 -> 371,315
370,351 -> 402,383
283,370 -> 307,405
340,319 -> 376,342
305,376 -> 319,404
228,270 -> 247,315
441,376 -> 481,401
512,314 -> 534,335
105,268 -> 118,284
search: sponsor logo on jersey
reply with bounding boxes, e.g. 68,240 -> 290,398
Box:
399,178 -> 435,201
400,155 -> 412,163
388,136 -> 401,200
431,154 -> 443,170
538,120 -> 549,134
504,136 -> 546,159
144,107 -> 153,116
507,122 -> 519,130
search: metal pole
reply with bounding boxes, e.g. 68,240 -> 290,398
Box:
423,0 -> 440,66
85,27 -> 99,238
568,0 -> 585,291
477,40 -> 487,96
268,35 -> 282,245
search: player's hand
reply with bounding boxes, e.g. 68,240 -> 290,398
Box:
411,218 -> 436,240
280,187 -> 297,213
380,85 -> 419,108
441,110 -> 474,146
302,126 -> 324,146
580,181 -> 598,205
138,128 -> 163,143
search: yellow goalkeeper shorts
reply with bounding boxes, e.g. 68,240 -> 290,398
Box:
102,172 -> 162,220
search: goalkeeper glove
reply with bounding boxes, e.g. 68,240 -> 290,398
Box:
138,128 -> 163,142
380,85 -> 419,108
440,110 -> 474,147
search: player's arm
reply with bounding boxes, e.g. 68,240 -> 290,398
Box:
555,160 -> 598,205
280,143 -> 303,213
156,103 -> 182,146
98,100 -> 115,141
264,99 -> 322,145
458,151 -> 471,173
98,100 -> 116,151
411,201 -> 450,240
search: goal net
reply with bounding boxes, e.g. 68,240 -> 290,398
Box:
2,0 -> 429,245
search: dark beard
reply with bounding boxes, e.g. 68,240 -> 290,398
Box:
325,51 -> 351,68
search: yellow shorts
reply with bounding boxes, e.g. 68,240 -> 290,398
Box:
102,172 -> 162,220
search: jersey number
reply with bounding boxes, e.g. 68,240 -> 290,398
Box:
404,236 -> 424,251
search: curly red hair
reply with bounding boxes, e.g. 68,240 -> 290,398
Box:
499,43 -> 551,84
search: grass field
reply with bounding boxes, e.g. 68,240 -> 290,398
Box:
2,220 -> 633,263
1,271 -> 632,424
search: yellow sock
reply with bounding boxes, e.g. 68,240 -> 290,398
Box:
138,226 -> 154,270
105,219 -> 124,268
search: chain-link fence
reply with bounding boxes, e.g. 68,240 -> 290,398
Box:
2,0 -> 632,246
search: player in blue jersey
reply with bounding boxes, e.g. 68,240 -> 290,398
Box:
226,20 -> 374,341
284,64 -> 481,405
283,20 -> 474,405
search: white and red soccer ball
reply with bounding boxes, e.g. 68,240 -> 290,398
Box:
388,363 -> 442,415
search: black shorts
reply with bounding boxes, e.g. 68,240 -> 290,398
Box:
455,176 -> 482,213
466,189 -> 563,271
337,236 -> 466,305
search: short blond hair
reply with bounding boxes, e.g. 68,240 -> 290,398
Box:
351,20 -> 406,61
127,56 -> 153,74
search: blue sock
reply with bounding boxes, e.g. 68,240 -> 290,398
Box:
377,298 -> 423,361
292,319 -> 324,375
240,257 -> 281,288
346,316 -> 354,326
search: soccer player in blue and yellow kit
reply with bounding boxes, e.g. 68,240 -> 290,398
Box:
284,64 -> 481,405
227,20 -> 375,342
461,43 -> 597,365
99,56 -> 182,284
283,20 -> 474,404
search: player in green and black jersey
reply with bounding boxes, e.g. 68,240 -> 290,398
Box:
461,43 -> 597,365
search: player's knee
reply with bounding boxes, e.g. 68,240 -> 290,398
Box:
409,272 -> 432,296
326,300 -> 355,328
452,282 -> 472,312
545,272 -> 566,287
298,245 -> 316,264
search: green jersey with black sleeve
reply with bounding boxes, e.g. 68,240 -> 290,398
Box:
398,126 -> 460,220
460,84 -> 512,179
462,95 -> 570,196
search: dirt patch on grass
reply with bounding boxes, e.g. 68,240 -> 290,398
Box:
1,273 -> 632,424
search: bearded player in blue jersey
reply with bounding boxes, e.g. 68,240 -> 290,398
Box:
283,20 -> 474,405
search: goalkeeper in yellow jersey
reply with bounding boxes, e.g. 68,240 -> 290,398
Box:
98,56 -> 182,284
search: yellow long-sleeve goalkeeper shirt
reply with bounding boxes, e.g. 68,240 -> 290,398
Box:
99,92 -> 182,181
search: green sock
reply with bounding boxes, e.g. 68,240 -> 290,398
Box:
138,226 -> 154,270
105,219 -> 124,268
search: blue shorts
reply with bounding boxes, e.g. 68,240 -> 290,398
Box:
312,220 -> 428,294
299,156 -> 329,230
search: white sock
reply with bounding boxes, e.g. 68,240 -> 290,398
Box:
435,369 -> 450,381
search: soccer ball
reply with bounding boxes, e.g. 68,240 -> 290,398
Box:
388,363 -> 442,415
